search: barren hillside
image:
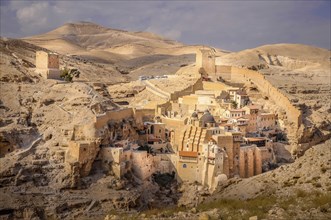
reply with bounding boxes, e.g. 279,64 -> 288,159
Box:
23,22 -> 208,81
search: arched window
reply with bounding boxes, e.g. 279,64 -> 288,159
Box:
183,164 -> 187,168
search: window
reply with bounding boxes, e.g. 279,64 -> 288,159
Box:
183,164 -> 187,168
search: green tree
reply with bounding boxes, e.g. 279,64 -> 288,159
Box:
231,100 -> 238,109
60,67 -> 80,82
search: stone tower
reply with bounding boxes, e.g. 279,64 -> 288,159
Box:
35,51 -> 61,79
196,47 -> 216,76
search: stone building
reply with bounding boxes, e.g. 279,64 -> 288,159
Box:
66,140 -> 100,176
223,109 -> 246,118
243,105 -> 260,133
258,113 -> 277,131
196,48 -> 216,76
239,145 -> 262,178
35,51 -> 61,79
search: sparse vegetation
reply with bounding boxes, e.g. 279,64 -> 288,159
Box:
138,192 -> 330,219
321,166 -> 328,173
60,67 -> 80,82
231,100 -> 238,109
296,189 -> 308,197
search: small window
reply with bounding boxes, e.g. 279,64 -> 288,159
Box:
183,164 -> 187,168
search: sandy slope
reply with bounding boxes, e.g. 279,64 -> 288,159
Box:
218,43 -> 330,67
23,22 -> 206,81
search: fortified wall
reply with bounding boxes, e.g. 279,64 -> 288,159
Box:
200,55 -> 301,129
196,47 -> 301,131
170,78 -> 203,101
94,108 -> 155,129
215,65 -> 232,81
229,66 -> 302,129
202,81 -> 231,91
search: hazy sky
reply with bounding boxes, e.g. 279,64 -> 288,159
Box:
1,0 -> 330,51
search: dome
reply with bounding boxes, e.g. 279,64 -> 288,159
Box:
191,111 -> 198,118
200,111 -> 215,124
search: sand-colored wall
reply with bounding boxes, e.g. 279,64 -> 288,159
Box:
254,147 -> 262,175
134,108 -> 155,124
202,81 -> 230,91
215,65 -> 232,80
95,108 -> 134,129
144,80 -> 171,99
36,51 -> 49,69
156,101 -> 172,115
258,114 -> 276,129
215,134 -> 234,175
170,78 -> 203,101
160,117 -> 187,150
48,54 -> 59,69
196,49 -> 216,74
239,146 -> 262,178
36,51 -> 59,69
181,95 -> 198,106
230,67 -> 302,128
131,151 -> 160,180
177,158 -> 199,182
259,147 -> 273,164
67,140 -> 99,176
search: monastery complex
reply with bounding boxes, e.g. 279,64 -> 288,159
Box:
35,48 -> 302,190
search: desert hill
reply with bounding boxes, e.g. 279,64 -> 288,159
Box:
218,43 -> 330,69
23,22 -> 214,80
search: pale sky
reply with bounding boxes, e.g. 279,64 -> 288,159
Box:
0,0 -> 330,51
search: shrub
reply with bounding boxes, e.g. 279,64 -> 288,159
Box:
296,189 -> 308,197
321,167 -> 327,173
60,67 -> 80,82
313,182 -> 322,188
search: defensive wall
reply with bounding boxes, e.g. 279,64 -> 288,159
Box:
94,108 -> 156,130
218,66 -> 302,129
202,81 -> 232,91
169,78 -> 203,101
143,80 -> 171,99
143,77 -> 203,101
215,65 -> 232,81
